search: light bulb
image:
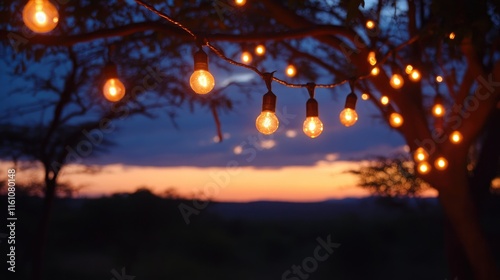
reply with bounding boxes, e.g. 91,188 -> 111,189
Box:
303,117 -> 323,138
389,112 -> 403,127
23,0 -> 59,33
241,51 -> 252,63
436,76 -> 443,83
417,162 -> 431,174
449,32 -> 455,40
409,69 -> 421,82
390,73 -> 404,89
434,157 -> 448,170
339,108 -> 358,127
103,78 -> 126,102
367,51 -> 377,66
366,20 -> 375,29
235,0 -> 246,6
371,67 -> 380,76
380,95 -> 389,105
432,104 -> 445,117
286,64 -> 296,77
449,131 -> 463,144
405,65 -> 413,74
256,111 -> 279,135
361,93 -> 369,100
191,48 -> 215,94
190,70 -> 215,94
255,45 -> 265,56
413,147 -> 428,162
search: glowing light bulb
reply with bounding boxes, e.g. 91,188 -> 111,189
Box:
235,0 -> 246,6
256,111 -> 279,135
449,131 -> 463,144
361,93 -> 369,100
417,162 -> 431,174
371,67 -> 380,76
434,157 -> 448,170
190,48 -> 215,94
380,95 -> 389,105
286,64 -> 296,77
413,147 -> 428,162
339,108 -> 358,127
389,112 -> 403,127
366,20 -> 375,29
432,104 -> 445,117
390,73 -> 404,89
367,51 -> 377,66
255,45 -> 265,56
241,51 -> 252,63
103,78 -> 126,102
23,0 -> 59,33
436,76 -> 443,83
449,32 -> 455,40
303,117 -> 323,138
405,65 -> 413,74
409,69 -> 421,82
190,70 -> 215,94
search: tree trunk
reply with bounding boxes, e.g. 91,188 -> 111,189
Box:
438,169 -> 499,280
32,178 -> 57,280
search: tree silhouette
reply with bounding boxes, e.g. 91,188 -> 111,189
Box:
1,0 -> 500,279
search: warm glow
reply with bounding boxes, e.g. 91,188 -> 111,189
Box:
371,67 -> 380,76
190,69 -> 215,94
417,162 -> 431,174
449,32 -> 455,40
436,76 -> 443,83
255,45 -> 266,56
303,117 -> 323,138
450,131 -> 463,144
23,0 -> 59,33
366,20 -> 375,29
286,64 -> 297,77
103,78 -> 126,102
405,65 -> 413,74
409,69 -> 421,82
432,104 -> 445,117
339,108 -> 358,127
241,51 -> 252,63
434,157 -> 448,171
256,111 -> 279,135
413,147 -> 428,162
380,95 -> 389,105
367,51 -> 377,66
389,112 -> 403,128
361,93 -> 369,100
235,0 -> 246,6
390,73 -> 404,89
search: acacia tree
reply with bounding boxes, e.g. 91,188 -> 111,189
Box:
1,0 -> 499,279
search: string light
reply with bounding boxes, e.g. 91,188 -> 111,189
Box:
367,51 -> 377,66
255,45 -> 266,56
22,0 -> 59,33
390,73 -> 404,89
432,94 -> 445,117
436,76 -> 443,83
413,147 -> 428,162
361,93 -> 369,100
449,131 -> 463,144
234,0 -> 246,6
405,65 -> 413,74
366,20 -> 376,29
256,76 -> 279,134
434,157 -> 448,170
241,51 -> 252,64
303,84 -> 323,138
286,64 -> 297,77
102,62 -> 126,102
190,48 -> 215,94
339,92 -> 358,127
449,32 -> 455,40
371,67 -> 380,76
389,112 -> 404,127
409,69 -> 421,82
417,161 -> 431,174
380,95 -> 389,105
